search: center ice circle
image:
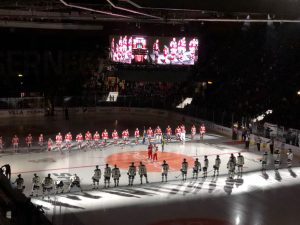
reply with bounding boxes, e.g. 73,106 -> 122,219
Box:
106,151 -> 195,172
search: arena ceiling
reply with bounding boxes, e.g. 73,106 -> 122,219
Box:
0,0 -> 299,30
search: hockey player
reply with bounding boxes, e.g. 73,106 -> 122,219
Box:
192,158 -> 201,179
69,174 -> 82,192
175,126 -> 181,140
165,125 -> 172,142
13,174 -> 25,193
261,151 -> 268,171
161,160 -> 169,182
134,128 -> 140,144
112,130 -> 119,144
189,38 -> 197,60
153,39 -> 160,63
30,173 -> 41,197
180,124 -> 186,143
213,155 -> 221,176
274,149 -> 281,162
153,145 -> 158,161
55,132 -> 63,152
42,174 -> 54,199
203,156 -> 209,178
122,129 -> 129,144
237,153 -> 245,176
76,133 -> 83,150
200,124 -> 206,140
161,136 -> 166,152
38,134 -> 44,147
101,129 -> 109,144
93,131 -> 100,148
92,165 -> 101,189
104,164 -> 112,188
191,125 -> 196,140
181,158 -> 188,181
127,162 -> 136,186
65,132 -> 72,151
227,158 -> 236,179
55,180 -> 64,194
147,127 -> 153,144
1,164 -> 11,180
154,126 -> 162,143
112,164 -> 121,187
147,144 -> 153,160
25,133 -> 33,151
138,161 -> 149,184
12,135 -> 19,152
85,131 -> 92,148
47,138 -> 53,151
287,149 -> 293,168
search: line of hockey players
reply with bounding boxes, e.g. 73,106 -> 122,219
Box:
9,148 -> 294,197
0,124 -> 206,152
260,149 -> 294,171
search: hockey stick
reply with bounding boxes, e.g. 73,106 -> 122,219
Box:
175,173 -> 182,178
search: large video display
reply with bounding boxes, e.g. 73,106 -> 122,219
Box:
109,35 -> 198,65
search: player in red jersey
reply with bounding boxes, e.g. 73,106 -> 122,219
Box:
134,128 -> 140,144
85,131 -> 92,148
153,145 -> 158,161
76,133 -> 83,150
25,133 -> 33,151
165,125 -> 172,142
38,134 -> 44,148
93,131 -> 100,148
47,138 -> 53,151
65,132 -> 72,151
122,129 -> 129,144
175,126 -> 181,140
112,130 -> 119,144
147,127 -> 153,144
12,135 -> 19,152
55,132 -> 63,152
101,129 -> 109,144
147,144 -> 153,160
154,126 -> 162,143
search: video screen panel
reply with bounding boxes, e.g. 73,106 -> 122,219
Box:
109,35 -> 198,65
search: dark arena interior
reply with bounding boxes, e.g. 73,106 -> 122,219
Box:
0,1 -> 300,225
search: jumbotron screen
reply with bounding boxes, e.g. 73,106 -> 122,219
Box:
109,35 -> 198,65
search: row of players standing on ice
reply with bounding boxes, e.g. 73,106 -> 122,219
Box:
0,124 -> 206,152
9,149 -> 295,197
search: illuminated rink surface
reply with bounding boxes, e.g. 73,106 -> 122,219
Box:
2,132 -> 300,225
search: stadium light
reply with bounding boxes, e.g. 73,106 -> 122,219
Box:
207,81 -> 213,85
18,73 -> 23,77
297,90 -> 300,95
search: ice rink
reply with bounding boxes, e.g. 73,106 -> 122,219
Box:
1,114 -> 300,225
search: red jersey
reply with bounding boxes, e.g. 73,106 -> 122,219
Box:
155,128 -> 162,135
112,131 -> 118,139
122,130 -> 129,138
93,133 -> 100,141
12,136 -> 19,144
26,135 -> 33,144
56,134 -> 62,143
76,134 -> 83,142
166,127 -> 172,135
85,132 -> 92,141
65,133 -> 72,142
48,139 -> 53,148
175,127 -> 181,134
102,131 -> 109,139
134,129 -> 140,137
147,128 -> 153,137
38,135 -> 43,143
